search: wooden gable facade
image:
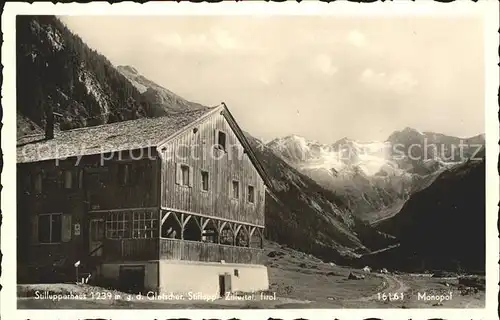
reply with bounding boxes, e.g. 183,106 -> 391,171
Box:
159,107 -> 266,226
17,104 -> 269,288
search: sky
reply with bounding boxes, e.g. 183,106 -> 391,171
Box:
60,15 -> 484,144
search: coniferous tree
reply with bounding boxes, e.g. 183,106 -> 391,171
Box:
16,15 -> 154,135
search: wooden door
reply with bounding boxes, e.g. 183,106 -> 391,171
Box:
219,273 -> 232,297
224,273 -> 232,293
89,219 -> 104,256
218,275 -> 225,297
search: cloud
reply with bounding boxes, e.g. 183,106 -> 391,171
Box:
210,26 -> 239,50
388,71 -> 419,90
360,68 -> 386,84
151,27 -> 244,53
346,30 -> 367,47
313,54 -> 338,76
360,68 -> 418,92
254,66 -> 276,85
152,33 -> 209,51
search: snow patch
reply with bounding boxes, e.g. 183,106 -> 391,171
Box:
270,135 -> 395,176
309,199 -> 324,213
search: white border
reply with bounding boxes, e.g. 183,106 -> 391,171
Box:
2,1 -> 499,320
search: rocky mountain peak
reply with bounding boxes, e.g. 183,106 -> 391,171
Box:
117,65 -> 139,75
387,127 -> 425,142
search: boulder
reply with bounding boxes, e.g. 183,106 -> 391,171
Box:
347,272 -> 365,280
458,276 -> 485,290
267,251 -> 285,258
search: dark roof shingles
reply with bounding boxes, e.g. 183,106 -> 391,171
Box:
17,108 -> 215,163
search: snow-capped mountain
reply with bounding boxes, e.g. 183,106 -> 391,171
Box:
268,135 -> 404,178
267,130 -> 485,222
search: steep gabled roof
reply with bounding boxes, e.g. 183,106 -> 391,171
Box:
219,103 -> 274,190
17,107 -> 219,163
16,102 -> 272,190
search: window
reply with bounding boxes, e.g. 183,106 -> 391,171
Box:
247,185 -> 255,203
181,165 -> 189,185
201,170 -> 209,191
118,163 -> 132,185
38,213 -> 62,243
232,180 -> 240,199
216,130 -> 227,151
176,163 -> 193,187
90,220 -> 105,241
132,211 -> 156,239
106,212 -> 130,239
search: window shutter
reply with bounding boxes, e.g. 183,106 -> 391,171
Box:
64,170 -> 73,189
31,215 -> 39,244
78,169 -> 83,189
175,163 -> 182,185
61,214 -> 72,242
215,129 -> 220,148
188,166 -> 194,187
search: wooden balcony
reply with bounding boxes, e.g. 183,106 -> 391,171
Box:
160,238 -> 265,265
102,238 -> 159,262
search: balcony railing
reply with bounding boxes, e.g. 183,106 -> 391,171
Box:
160,238 -> 265,265
101,238 -> 265,265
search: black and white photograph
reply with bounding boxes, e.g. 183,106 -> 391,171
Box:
1,1 -> 499,318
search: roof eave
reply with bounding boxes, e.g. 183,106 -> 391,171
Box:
219,102 -> 274,190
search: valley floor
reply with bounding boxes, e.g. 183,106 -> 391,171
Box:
17,243 -> 484,309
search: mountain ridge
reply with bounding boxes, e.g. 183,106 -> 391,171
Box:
116,65 -> 208,115
267,130 -> 484,223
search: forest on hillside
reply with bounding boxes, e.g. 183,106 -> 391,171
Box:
16,15 -> 157,135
